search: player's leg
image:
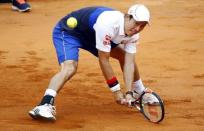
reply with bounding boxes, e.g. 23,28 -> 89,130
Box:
38,60 -> 78,106
29,25 -> 81,121
110,45 -> 140,80
110,45 -> 125,71
83,44 -> 126,104
47,60 -> 78,93
29,60 -> 78,121
110,45 -> 145,101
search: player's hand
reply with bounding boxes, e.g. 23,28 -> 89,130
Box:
125,92 -> 136,107
113,90 -> 126,105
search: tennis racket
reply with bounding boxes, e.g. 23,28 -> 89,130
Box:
131,91 -> 165,123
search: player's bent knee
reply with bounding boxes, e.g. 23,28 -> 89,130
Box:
60,61 -> 78,79
64,64 -> 77,74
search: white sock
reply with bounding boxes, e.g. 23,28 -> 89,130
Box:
132,79 -> 145,94
44,89 -> 57,97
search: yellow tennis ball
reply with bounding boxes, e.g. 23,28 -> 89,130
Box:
66,17 -> 78,29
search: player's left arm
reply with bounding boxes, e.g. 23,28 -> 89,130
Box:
123,52 -> 135,92
123,35 -> 139,92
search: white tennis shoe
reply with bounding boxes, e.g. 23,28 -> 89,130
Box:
133,88 -> 158,104
142,93 -> 159,104
29,104 -> 56,121
132,88 -> 151,99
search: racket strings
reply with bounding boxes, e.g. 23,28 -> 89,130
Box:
141,93 -> 164,123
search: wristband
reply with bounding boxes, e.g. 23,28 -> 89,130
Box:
106,77 -> 121,92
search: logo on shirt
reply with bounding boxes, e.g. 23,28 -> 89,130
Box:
103,35 -> 111,45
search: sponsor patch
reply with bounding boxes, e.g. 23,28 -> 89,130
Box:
103,35 -> 111,45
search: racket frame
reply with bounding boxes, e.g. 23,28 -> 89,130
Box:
131,92 -> 165,123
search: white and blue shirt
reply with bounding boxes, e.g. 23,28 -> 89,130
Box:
94,10 -> 139,53
58,6 -> 139,56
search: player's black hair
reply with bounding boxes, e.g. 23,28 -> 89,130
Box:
129,15 -> 133,19
125,14 -> 134,20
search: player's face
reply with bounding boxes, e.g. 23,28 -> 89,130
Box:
125,18 -> 147,36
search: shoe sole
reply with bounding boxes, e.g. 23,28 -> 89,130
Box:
28,111 -> 56,121
12,5 -> 31,12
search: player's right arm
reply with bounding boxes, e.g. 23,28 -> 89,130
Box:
94,17 -> 122,93
98,50 -> 114,80
95,31 -> 121,92
98,50 -> 124,103
93,12 -> 125,103
93,15 -> 116,81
